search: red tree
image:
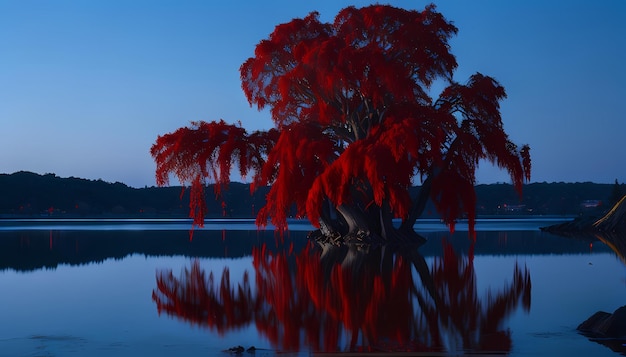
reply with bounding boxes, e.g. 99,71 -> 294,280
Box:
151,4 -> 531,243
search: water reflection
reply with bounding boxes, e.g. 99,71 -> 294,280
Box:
153,240 -> 531,354
569,231 -> 626,354
1,223 -> 612,273
0,229 -> 310,272
592,232 -> 626,266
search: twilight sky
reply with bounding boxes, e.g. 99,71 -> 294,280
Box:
1,1 -> 624,188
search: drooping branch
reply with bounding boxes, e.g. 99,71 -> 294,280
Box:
152,4 -> 531,243
150,120 -> 278,226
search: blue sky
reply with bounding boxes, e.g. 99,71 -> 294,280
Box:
1,1 -> 624,188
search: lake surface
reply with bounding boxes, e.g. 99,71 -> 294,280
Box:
1,218 -> 625,356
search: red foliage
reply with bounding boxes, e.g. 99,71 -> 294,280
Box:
151,120 -> 277,226
431,241 -> 531,351
151,4 -> 531,236
152,241 -> 531,353
152,262 -> 256,334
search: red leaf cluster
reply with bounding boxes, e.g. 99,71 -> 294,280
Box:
151,120 -> 277,226
152,262 -> 255,334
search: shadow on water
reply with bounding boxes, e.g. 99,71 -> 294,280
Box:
152,239 -> 531,354
0,226 -> 614,272
0,229 -> 310,272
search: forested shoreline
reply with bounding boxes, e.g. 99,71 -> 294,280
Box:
1,171 -> 623,219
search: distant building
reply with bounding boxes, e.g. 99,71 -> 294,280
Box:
497,203 -> 527,213
580,200 -> 602,209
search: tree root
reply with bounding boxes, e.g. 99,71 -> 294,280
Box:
307,227 -> 426,248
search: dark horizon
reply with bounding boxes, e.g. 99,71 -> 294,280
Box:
3,169 -> 624,189
1,170 -> 623,222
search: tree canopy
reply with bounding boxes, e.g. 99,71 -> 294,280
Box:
151,4 -> 531,243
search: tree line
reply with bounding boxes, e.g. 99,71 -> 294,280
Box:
0,171 -> 623,219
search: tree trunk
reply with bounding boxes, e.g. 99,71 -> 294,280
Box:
309,201 -> 426,246
309,180 -> 429,246
336,204 -> 370,235
401,175 -> 432,232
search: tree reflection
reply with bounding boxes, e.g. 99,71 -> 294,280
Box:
153,241 -> 531,353
576,231 -> 626,354
593,232 -> 626,265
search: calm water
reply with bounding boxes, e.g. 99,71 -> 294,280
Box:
0,218 -> 625,356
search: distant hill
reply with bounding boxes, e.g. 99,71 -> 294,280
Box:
0,171 -> 621,219
0,171 -> 268,218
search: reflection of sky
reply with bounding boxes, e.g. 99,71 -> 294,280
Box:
2,231 -> 626,355
0,255 -> 263,356
0,217 -> 571,232
502,253 -> 626,356
0,218 -> 315,232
